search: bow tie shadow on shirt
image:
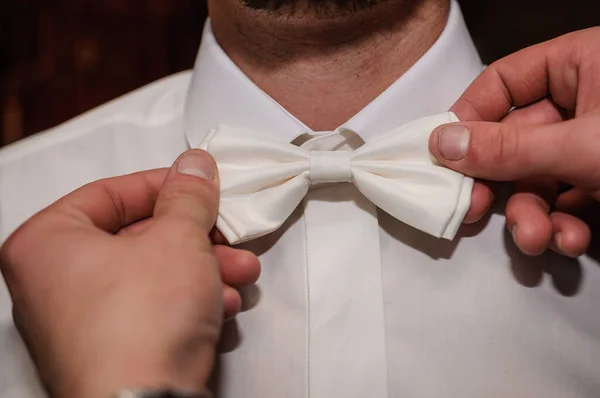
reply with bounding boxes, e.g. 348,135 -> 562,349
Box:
493,188 -> 585,297
379,209 -> 466,260
242,181 -> 469,261
505,227 -> 583,297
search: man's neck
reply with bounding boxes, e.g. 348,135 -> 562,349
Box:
209,0 -> 449,131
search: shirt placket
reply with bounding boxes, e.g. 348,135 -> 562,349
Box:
301,132 -> 389,398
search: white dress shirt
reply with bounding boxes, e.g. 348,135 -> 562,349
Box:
1,2 -> 600,397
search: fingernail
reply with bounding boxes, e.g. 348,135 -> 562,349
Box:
554,233 -> 563,252
177,151 -> 215,180
511,224 -> 518,242
511,224 -> 530,255
437,125 -> 470,160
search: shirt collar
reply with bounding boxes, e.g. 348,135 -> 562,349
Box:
184,0 -> 483,148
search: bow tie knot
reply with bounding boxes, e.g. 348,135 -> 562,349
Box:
309,150 -> 353,185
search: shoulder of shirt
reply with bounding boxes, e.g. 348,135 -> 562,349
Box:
0,71 -> 193,165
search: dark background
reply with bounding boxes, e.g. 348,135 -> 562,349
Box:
1,0 -> 599,146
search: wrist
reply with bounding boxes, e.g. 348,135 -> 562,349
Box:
50,349 -> 215,398
54,372 -> 212,398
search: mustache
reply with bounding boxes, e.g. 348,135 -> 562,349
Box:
242,0 -> 386,14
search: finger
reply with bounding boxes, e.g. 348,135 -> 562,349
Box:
451,28 -> 600,121
223,284 -> 242,319
429,118 -> 600,190
118,218 -> 152,236
211,229 -> 228,245
430,121 -> 550,180
556,188 -> 600,225
501,98 -> 565,126
464,181 -> 496,224
153,150 -> 220,234
50,169 -> 169,233
506,192 -> 553,256
461,99 -> 562,224
506,179 -> 557,255
499,101 -> 562,249
549,212 -> 591,258
213,245 -> 261,287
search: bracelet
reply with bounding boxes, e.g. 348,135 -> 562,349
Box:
115,389 -> 213,398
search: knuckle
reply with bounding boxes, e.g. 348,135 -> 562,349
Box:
573,27 -> 600,49
162,178 -> 218,209
153,218 -> 212,247
487,63 -> 514,107
0,242 -> 15,279
0,225 -> 33,285
454,97 -> 484,121
158,179 -> 219,229
487,125 -> 521,168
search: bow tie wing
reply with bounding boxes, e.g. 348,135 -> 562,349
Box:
351,112 -> 473,240
200,126 -> 311,244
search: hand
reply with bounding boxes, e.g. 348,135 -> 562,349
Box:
0,150 -> 260,398
430,27 -> 600,258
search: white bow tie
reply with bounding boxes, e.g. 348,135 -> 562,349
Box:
199,112 -> 473,245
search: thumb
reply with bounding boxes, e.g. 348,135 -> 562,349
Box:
153,149 -> 220,233
429,118 -> 600,190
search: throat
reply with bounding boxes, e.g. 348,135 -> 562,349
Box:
209,0 -> 449,131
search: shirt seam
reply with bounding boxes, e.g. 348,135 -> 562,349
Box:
302,199 -> 311,398
377,210 -> 392,397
